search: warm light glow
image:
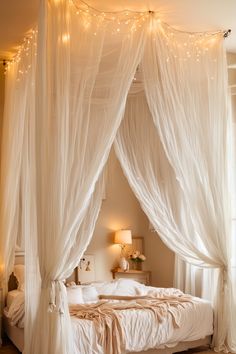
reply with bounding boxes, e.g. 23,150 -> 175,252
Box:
114,230 -> 132,245
62,33 -> 70,43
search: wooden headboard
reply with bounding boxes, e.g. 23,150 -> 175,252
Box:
8,254 -> 25,291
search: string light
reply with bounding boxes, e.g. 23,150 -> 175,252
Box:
5,28 -> 37,82
4,0 -> 230,80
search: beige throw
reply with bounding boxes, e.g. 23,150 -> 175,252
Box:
69,294 -> 194,354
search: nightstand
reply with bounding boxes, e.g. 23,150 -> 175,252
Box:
111,269 -> 151,285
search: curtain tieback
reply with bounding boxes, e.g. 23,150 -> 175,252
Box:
221,266 -> 228,290
42,279 -> 66,315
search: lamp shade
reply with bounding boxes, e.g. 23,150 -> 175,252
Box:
114,229 -> 132,245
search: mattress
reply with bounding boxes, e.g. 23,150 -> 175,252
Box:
71,295 -> 213,354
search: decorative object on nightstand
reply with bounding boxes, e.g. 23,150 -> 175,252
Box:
111,269 -> 151,285
114,229 -> 132,271
129,250 -> 146,271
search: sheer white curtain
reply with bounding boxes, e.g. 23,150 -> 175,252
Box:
174,83 -> 236,351
0,30 -> 37,294
25,1 -> 148,353
116,20 -> 234,351
142,18 -> 233,352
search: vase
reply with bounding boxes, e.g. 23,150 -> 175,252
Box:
132,262 -> 142,271
119,257 -> 129,271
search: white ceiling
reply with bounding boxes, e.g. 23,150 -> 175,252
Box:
0,0 -> 236,60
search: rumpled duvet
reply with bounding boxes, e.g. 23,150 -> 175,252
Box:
69,293 -> 195,354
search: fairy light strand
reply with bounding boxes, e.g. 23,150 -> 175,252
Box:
71,0 -> 229,38
4,0 -> 231,79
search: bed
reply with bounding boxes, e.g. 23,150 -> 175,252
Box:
3,275 -> 213,354
3,264 -> 24,353
68,279 -> 213,354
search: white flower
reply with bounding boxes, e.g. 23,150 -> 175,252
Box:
131,250 -> 140,259
130,251 -> 146,262
139,254 -> 146,261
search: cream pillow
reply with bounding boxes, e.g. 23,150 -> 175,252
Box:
66,286 -> 84,305
81,286 -> 99,303
113,279 -> 146,296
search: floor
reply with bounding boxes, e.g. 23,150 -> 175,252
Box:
0,338 -> 20,354
0,343 -> 224,354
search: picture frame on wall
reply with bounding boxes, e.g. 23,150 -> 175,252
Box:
125,236 -> 144,257
76,254 -> 96,284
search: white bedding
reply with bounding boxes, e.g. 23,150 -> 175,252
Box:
4,290 -> 25,328
71,284 -> 213,354
3,280 -> 213,354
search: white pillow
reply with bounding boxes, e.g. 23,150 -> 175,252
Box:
95,280 -> 119,295
81,286 -> 99,303
13,265 -> 25,292
66,286 -> 84,305
113,279 -> 146,296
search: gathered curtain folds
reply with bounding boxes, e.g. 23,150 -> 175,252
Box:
23,0 -> 149,353
0,30 -> 37,296
142,20 -> 233,352
115,22 -> 234,351
1,1 -> 235,353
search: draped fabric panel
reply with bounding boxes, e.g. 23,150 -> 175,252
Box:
115,29 -> 234,347
142,19 -> 233,352
26,1 -> 148,353
174,100 -> 236,351
0,30 -> 37,294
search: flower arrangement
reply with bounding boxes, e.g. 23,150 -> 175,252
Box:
129,251 -> 146,270
129,251 -> 146,263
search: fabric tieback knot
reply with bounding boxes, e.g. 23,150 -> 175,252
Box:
222,265 -> 228,288
42,279 -> 66,315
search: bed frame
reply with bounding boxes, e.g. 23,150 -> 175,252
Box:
130,336 -> 211,354
3,314 -> 24,352
3,254 -> 24,353
4,254 -> 211,354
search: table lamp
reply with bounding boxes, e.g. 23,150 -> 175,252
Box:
114,229 -> 132,271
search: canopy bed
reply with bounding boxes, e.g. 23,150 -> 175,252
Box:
0,0 -> 235,354
4,273 -> 213,354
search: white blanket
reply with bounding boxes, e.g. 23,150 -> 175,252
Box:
71,287 -> 213,353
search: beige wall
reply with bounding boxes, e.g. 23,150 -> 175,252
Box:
77,149 -> 175,287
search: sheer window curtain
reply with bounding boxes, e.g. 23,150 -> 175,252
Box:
25,1 -> 148,353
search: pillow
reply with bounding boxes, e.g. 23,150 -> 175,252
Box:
81,286 -> 99,303
13,265 -> 25,292
66,286 -> 84,305
113,279 -> 146,296
95,280 -> 119,295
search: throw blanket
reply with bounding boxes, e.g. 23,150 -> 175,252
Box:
69,294 -> 195,354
